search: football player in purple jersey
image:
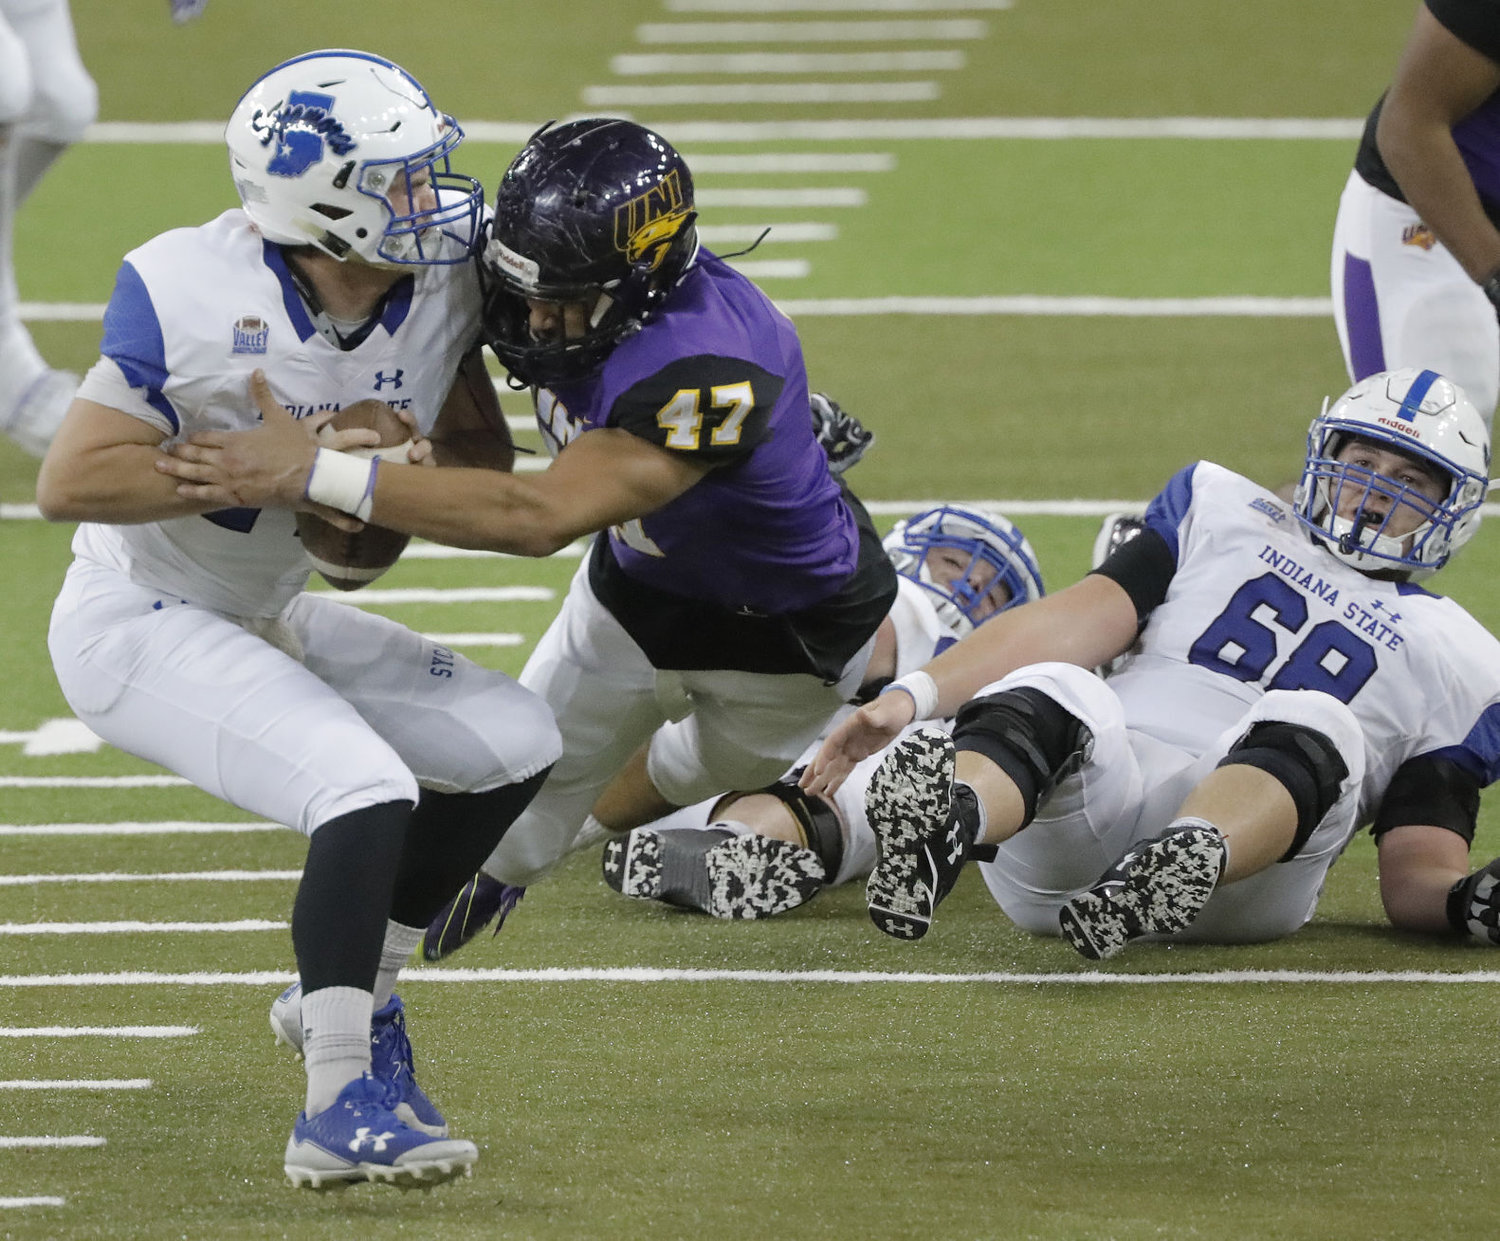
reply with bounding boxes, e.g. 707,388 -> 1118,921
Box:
160,118 -> 901,955
1333,0 -> 1500,424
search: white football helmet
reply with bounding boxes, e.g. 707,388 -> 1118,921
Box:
225,49 -> 482,266
1293,367 -> 1490,579
883,505 -> 1045,636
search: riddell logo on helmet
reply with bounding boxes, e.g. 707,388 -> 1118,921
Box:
614,170 -> 688,267
1376,416 -> 1420,437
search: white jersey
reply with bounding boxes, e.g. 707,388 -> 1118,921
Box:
69,209 -> 482,617
1111,461 -> 1500,820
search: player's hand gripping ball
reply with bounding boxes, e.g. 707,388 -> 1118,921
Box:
296,399 -> 413,591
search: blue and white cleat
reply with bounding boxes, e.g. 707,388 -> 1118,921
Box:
270,984 -> 448,1137
283,1073 -> 476,1190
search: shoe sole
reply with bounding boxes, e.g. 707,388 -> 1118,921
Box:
702,834 -> 826,920
602,831 -> 665,900
284,1147 -> 477,1191
864,727 -> 956,941
1058,829 -> 1225,961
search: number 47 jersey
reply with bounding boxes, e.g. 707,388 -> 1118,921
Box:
1107,461 -> 1500,820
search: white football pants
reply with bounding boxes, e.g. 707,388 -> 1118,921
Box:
48,558 -> 561,836
974,663 -> 1366,944
482,556 -> 874,886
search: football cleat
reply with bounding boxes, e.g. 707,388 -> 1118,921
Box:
602,826 -> 730,908
270,984 -> 448,1137
0,368 -> 77,458
864,726 -> 976,941
1058,824 -> 1228,961
421,873 -> 526,962
809,392 -> 874,474
603,827 -> 827,919
283,1072 -> 476,1191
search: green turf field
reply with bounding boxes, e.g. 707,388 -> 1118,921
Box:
5,3 -> 1500,1239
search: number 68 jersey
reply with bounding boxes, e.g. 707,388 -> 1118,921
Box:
1107,461 -> 1500,821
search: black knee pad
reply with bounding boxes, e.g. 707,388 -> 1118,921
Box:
750,773 -> 845,878
951,687 -> 1087,827
1219,721 -> 1348,860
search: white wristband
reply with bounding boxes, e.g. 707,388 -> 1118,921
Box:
304,448 -> 378,522
880,670 -> 939,721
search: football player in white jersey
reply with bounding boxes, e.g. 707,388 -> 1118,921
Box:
36,50 -> 561,1189
0,0 -> 95,455
592,506 -> 1045,921
804,368 -> 1500,958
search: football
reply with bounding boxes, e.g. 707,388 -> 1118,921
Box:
296,399 -> 414,591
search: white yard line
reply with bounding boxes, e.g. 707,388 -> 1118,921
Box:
0,920 -> 287,934
698,186 -> 868,205
0,967 -> 1495,987
667,0 -> 1012,9
728,258 -> 811,279
0,1079 -> 150,1090
585,81 -> 941,105
420,632 -> 526,647
0,819 -> 282,831
0,870 -> 299,884
0,1025 -> 198,1036
0,1197 -> 67,1207
699,220 -> 840,240
612,51 -> 964,73
637,19 -> 988,41
0,1136 -> 105,1149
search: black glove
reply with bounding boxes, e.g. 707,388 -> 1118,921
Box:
1446,856 -> 1500,945
809,392 -> 874,474
1481,273 -> 1500,322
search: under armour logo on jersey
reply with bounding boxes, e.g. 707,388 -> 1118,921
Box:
347,1126 -> 396,1154
373,370 -> 404,391
252,90 -> 356,178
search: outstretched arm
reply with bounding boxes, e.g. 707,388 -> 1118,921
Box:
158,370 -> 710,556
801,572 -> 1139,795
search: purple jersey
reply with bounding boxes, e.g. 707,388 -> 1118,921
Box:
533,251 -> 859,614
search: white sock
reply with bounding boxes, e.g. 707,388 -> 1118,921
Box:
373,920 -> 426,1011
1167,815 -> 1231,875
302,986 -> 373,1116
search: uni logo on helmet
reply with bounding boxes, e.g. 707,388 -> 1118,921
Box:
252,90 -> 357,178
613,169 -> 689,267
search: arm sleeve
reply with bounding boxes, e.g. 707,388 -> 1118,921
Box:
1371,753 -> 1483,843
1088,527 -> 1177,625
1426,0 -> 1500,64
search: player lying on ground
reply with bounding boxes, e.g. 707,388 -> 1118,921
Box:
804,368 -> 1500,959
37,50 -> 560,1189
593,505 -> 1045,921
